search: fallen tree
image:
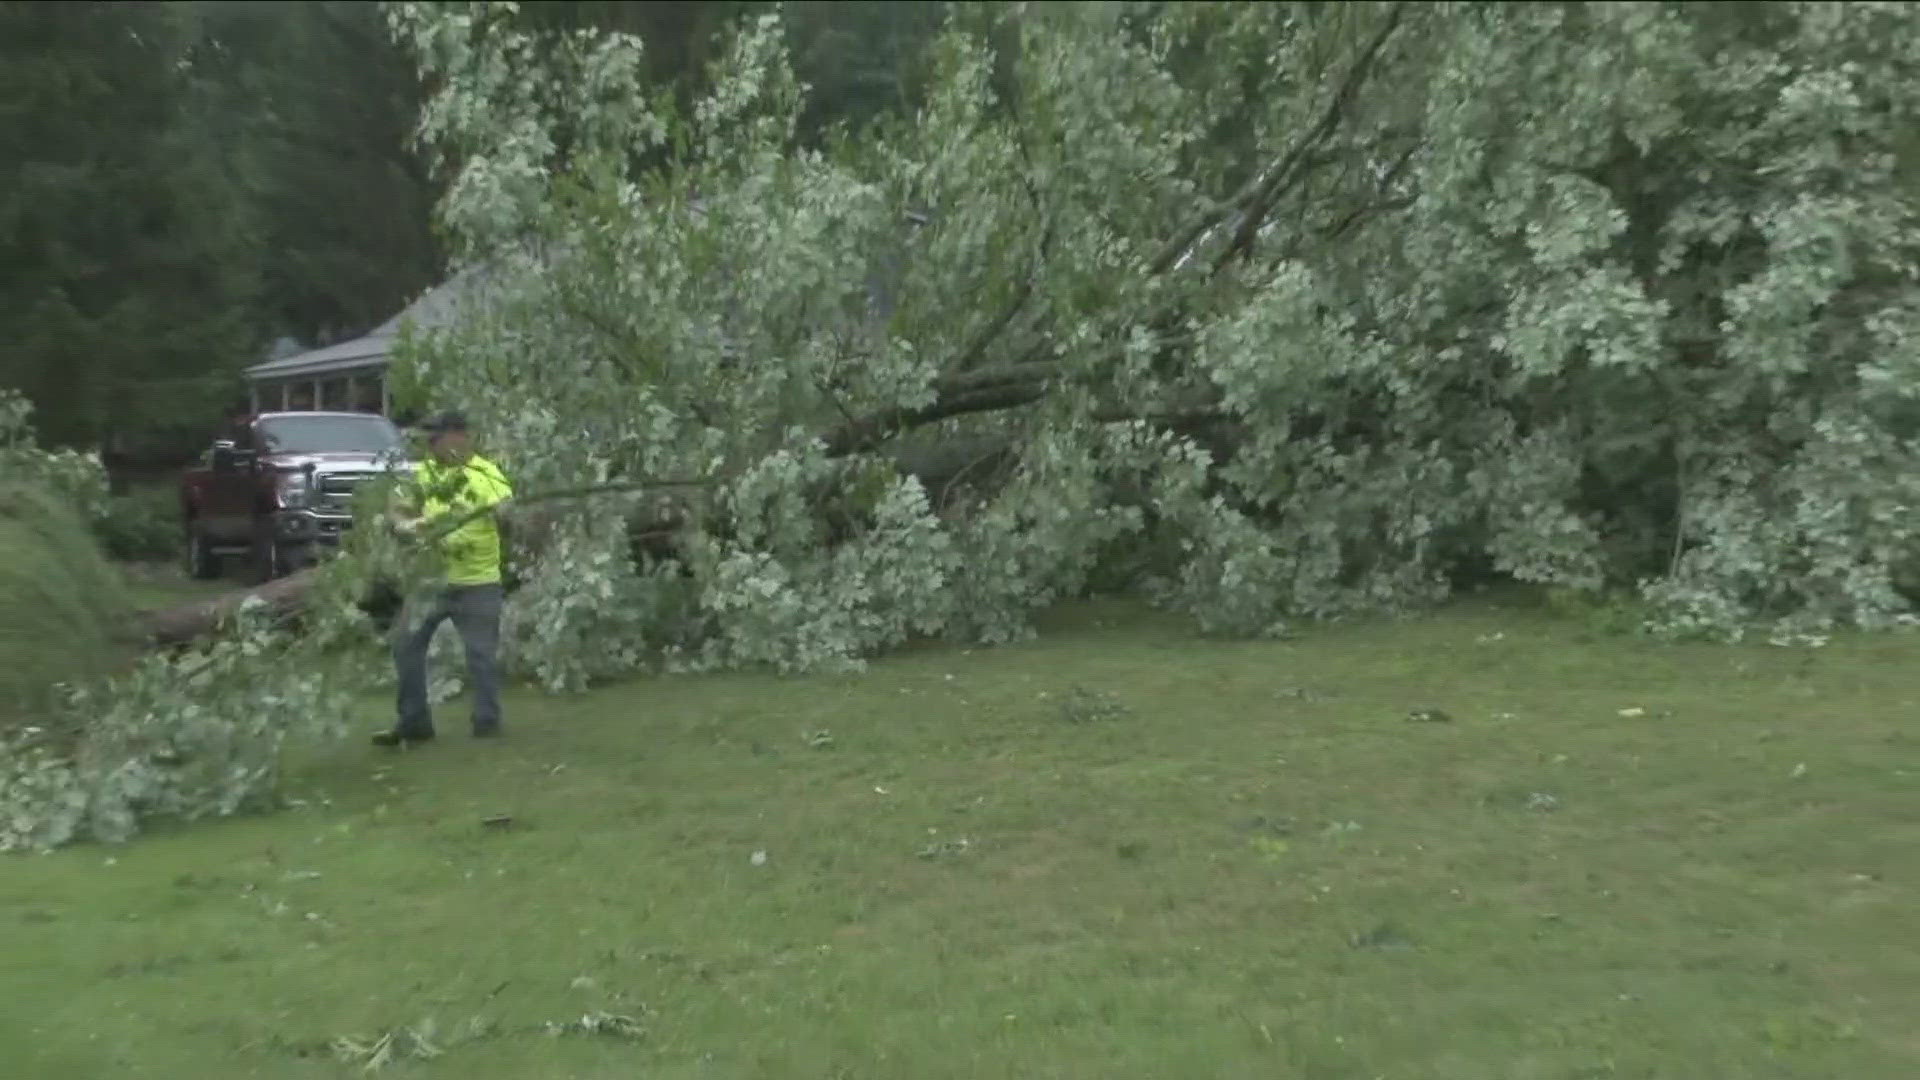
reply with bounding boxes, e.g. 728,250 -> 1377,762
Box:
385,0 -> 1920,683
110,0 -> 1920,674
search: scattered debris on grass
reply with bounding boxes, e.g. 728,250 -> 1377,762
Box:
481,814 -> 514,830
1618,706 -> 1647,718
1249,835 -> 1290,861
330,1022 -> 445,1071
1058,685 -> 1129,723
750,848 -> 768,867
1405,708 -> 1453,723
544,1010 -> 647,1041
916,837 -> 972,859
803,729 -> 835,749
327,1010 -> 641,1068
1481,786 -> 1563,812
1349,921 -> 1415,951
1236,814 -> 1296,836
1789,762 -> 1808,779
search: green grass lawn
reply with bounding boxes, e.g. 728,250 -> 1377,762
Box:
4,597 -> 1918,1079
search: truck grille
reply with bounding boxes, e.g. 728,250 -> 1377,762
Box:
314,472 -> 375,514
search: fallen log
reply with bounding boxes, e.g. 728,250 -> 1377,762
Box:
138,568 -> 319,647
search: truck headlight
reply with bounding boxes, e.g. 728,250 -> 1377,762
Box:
276,471 -> 310,509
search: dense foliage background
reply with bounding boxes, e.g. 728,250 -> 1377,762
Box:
1,2 -> 432,461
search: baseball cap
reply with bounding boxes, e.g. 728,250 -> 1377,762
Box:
418,410 -> 469,434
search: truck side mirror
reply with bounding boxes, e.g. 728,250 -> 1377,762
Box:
210,439 -> 252,474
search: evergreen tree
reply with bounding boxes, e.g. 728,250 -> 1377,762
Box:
183,0 -> 443,348
0,1 -> 260,451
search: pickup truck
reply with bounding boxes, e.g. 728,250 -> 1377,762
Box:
180,411 -> 410,581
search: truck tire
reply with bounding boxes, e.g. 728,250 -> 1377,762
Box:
250,522 -> 288,585
184,521 -> 221,580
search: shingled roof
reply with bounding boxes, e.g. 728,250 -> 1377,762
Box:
244,265 -> 490,382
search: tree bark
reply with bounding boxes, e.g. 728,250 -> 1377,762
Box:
821,361 -> 1059,456
138,568 -> 320,647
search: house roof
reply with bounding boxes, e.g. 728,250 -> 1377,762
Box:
244,266 -> 491,382
244,211 -> 914,384
244,334 -> 392,380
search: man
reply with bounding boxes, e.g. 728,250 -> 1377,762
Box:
374,410 -> 514,747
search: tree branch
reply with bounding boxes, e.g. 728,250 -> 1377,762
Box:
1211,2 -> 1408,274
950,279 -> 1035,373
418,477 -> 714,545
821,378 -> 1051,456
942,68 -> 1053,374
554,288 -> 722,428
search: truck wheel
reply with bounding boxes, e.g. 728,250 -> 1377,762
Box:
185,522 -> 221,580
250,524 -> 287,584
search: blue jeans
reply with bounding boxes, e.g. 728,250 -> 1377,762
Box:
392,584 -> 503,736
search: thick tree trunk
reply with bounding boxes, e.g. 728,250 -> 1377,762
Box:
138,568 -> 320,647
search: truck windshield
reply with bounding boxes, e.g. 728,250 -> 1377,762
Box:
256,414 -> 400,455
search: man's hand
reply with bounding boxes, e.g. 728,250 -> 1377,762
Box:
393,516 -> 425,538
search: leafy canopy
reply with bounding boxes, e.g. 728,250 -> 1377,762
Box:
390,0 -> 1920,677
